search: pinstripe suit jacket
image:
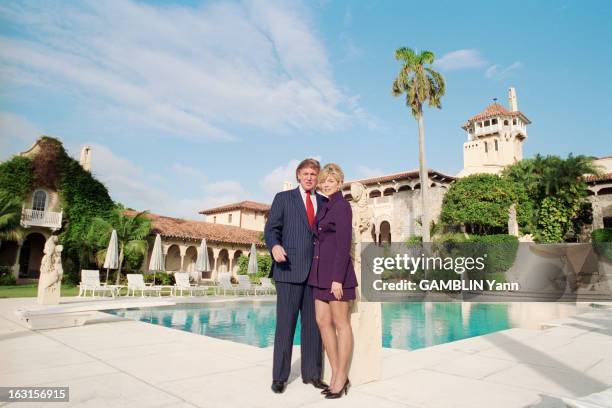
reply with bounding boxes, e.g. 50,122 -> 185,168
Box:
264,187 -> 327,283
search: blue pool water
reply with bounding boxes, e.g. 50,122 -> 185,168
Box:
106,302 -> 513,350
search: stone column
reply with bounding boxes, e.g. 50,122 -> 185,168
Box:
228,249 -> 236,277
179,245 -> 187,272
211,247 -> 221,280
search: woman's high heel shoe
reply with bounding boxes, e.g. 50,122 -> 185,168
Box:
324,378 -> 350,399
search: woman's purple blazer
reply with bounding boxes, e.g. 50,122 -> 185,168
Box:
307,191 -> 358,289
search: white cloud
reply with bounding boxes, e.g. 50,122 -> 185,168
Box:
434,49 -> 487,71
67,142 -> 248,219
0,1 -> 364,142
261,157 -> 323,196
0,112 -> 43,160
485,62 -> 524,80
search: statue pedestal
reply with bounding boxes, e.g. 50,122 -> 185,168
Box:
37,285 -> 61,305
322,301 -> 382,386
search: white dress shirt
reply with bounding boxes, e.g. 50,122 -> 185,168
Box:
298,185 -> 318,214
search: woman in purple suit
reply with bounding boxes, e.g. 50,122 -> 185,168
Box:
308,163 -> 357,399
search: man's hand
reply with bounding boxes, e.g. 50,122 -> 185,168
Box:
330,281 -> 343,301
272,245 -> 287,263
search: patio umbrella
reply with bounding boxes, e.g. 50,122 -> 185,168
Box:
195,238 -> 211,280
103,229 -> 118,284
148,233 -> 164,284
247,243 -> 258,274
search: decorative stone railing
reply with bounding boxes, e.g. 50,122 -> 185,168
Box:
20,208 -> 62,231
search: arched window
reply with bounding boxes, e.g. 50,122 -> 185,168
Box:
495,140 -> 499,151
32,190 -> 47,212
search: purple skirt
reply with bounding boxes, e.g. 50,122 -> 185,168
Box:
312,286 -> 356,302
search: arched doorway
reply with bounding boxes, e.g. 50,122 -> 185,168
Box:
0,240 -> 19,268
217,249 -> 229,274
232,250 -> 243,275
380,221 -> 391,245
165,245 -> 182,272
184,246 -> 197,272
19,233 -> 46,279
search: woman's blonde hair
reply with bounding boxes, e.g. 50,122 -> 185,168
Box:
318,163 -> 344,186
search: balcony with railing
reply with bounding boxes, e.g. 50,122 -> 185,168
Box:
21,207 -> 63,231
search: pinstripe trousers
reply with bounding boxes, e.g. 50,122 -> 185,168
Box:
273,281 -> 322,382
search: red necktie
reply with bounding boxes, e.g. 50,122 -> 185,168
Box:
306,190 -> 315,228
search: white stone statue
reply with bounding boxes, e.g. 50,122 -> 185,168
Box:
37,236 -> 63,305
322,182 -> 381,386
508,204 -> 519,237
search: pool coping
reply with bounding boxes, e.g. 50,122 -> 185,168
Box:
2,296 -> 612,407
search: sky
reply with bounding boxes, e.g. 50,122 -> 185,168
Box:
1,0 -> 611,219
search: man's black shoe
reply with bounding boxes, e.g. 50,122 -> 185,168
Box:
271,381 -> 287,394
302,378 -> 329,390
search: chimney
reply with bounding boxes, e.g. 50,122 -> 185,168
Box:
508,87 -> 518,112
79,145 -> 92,172
282,181 -> 293,191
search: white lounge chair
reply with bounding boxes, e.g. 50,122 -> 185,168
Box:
78,270 -> 118,298
126,274 -> 161,297
173,272 -> 195,296
255,277 -> 276,295
215,274 -> 238,295
236,274 -> 254,295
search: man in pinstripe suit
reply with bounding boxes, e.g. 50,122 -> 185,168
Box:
265,158 -> 329,394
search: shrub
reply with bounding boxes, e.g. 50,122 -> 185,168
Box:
237,253 -> 272,283
0,265 -> 16,285
592,228 -> 612,262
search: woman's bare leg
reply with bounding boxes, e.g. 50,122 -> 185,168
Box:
329,300 -> 352,393
315,299 -> 337,387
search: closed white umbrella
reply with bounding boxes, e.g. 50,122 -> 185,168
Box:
148,234 -> 164,284
247,243 -> 258,274
103,229 -> 119,284
195,239 -> 211,280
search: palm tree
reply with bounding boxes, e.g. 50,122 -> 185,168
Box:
392,47 -> 445,242
87,207 -> 152,285
0,190 -> 22,250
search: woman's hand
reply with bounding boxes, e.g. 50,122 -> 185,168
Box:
330,281 -> 343,300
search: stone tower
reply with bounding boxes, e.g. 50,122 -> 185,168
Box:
457,87 -> 531,177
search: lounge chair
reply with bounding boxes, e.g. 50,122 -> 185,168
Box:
126,274 -> 161,297
215,274 -> 238,295
236,274 -> 254,295
78,270 -> 119,298
173,272 -> 195,296
255,277 -> 276,295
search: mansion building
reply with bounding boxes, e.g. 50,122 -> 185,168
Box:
1,88 -> 611,280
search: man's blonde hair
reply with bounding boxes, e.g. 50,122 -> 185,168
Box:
318,163 -> 344,186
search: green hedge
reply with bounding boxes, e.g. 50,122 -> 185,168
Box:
592,228 -> 612,261
434,234 -> 519,279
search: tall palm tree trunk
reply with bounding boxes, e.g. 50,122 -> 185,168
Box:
417,111 -> 430,242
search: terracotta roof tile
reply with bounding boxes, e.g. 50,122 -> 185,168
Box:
124,210 -> 264,246
341,169 -> 455,189
584,172 -> 612,183
463,102 -> 531,128
200,200 -> 270,215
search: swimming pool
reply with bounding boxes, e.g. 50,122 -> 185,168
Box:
105,301 -> 564,350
